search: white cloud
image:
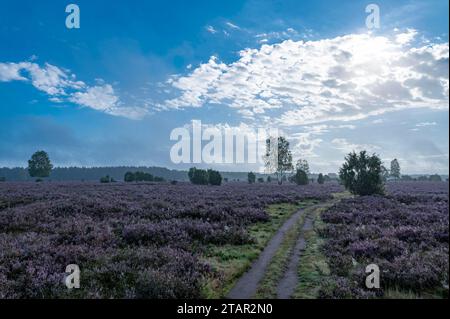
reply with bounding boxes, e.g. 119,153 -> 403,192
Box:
164,30 -> 449,127
395,28 -> 418,45
0,62 -> 84,95
0,61 -> 147,120
415,121 -> 437,127
206,25 -> 217,34
225,22 -> 240,30
332,138 -> 380,153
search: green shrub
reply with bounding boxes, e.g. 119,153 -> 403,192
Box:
293,169 -> 308,185
317,173 -> 325,184
207,169 -> 222,186
339,151 -> 384,196
248,172 -> 256,184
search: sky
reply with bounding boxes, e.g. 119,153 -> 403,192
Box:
0,0 -> 448,174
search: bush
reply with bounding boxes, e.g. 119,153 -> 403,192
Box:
207,169 -> 222,186
257,177 -> 264,183
248,172 -> 256,184
267,176 -> 272,183
339,151 -> 384,196
293,169 -> 308,185
317,173 -> 325,184
100,175 -> 112,183
188,168 -> 209,185
170,180 -> 178,185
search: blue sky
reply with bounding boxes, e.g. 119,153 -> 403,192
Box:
0,0 -> 448,174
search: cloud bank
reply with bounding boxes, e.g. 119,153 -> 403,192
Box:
165,30 -> 449,126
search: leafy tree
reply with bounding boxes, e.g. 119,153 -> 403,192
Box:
188,167 -> 210,185
390,159 -> 401,179
247,172 -> 256,184
295,159 -> 310,175
100,175 -> 112,183
28,151 -> 53,179
429,174 -> 442,182
380,165 -> 390,182
207,169 -> 222,186
317,173 -> 325,184
264,136 -> 293,185
323,174 -> 331,182
293,169 -> 309,185
124,171 -> 135,182
339,151 -> 384,196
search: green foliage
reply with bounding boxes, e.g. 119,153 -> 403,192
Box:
124,171 -> 164,182
207,169 -> 222,186
390,159 -> 401,179
247,172 -> 256,184
317,173 -> 325,184
296,159 -> 310,175
100,175 -> 112,183
28,151 -> 53,178
264,136 -> 293,184
188,167 -> 222,185
339,151 -> 384,196
293,169 -> 309,185
188,167 -> 209,185
429,174 -> 442,182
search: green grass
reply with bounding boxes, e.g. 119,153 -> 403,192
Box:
200,201 -> 314,299
254,208 -> 308,298
292,205 -> 332,299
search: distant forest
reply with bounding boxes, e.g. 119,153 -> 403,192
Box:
0,166 -> 266,182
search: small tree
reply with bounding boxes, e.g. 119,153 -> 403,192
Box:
293,169 -> 309,185
267,176 -> 272,183
248,172 -> 256,184
124,171 -> 135,182
380,165 -> 390,182
264,136 -> 293,185
295,159 -> 310,175
207,169 -> 222,186
28,151 -> 53,179
188,167 -> 209,185
390,159 -> 401,179
339,151 -> 384,196
317,173 -> 325,184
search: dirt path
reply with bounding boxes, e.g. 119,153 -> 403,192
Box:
276,216 -> 314,299
227,207 -> 308,299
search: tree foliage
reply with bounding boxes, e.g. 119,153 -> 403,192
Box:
248,172 -> 256,184
188,167 -> 222,185
339,151 -> 384,196
390,159 -> 401,179
293,169 -> 309,185
28,151 -> 53,178
317,173 -> 325,184
264,136 -> 293,185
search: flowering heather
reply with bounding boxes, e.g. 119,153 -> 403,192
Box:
0,181 -> 341,298
320,181 -> 449,298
